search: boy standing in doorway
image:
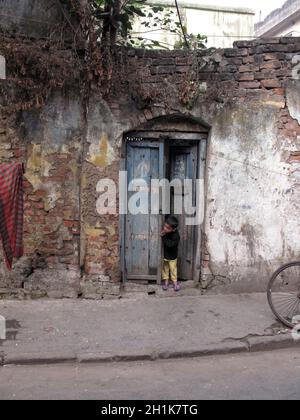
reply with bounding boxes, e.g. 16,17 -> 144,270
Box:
161,216 -> 180,291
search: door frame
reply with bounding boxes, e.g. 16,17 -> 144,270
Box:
123,139 -> 164,284
121,131 -> 207,284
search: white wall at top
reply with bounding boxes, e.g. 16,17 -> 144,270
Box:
132,4 -> 255,49
186,8 -> 254,48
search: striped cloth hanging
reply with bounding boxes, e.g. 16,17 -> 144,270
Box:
0,163 -> 24,270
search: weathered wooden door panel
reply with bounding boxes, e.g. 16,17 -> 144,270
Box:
170,146 -> 198,280
125,142 -> 162,280
124,138 -> 199,283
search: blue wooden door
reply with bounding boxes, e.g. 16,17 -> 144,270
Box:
125,141 -> 163,281
170,146 -> 198,280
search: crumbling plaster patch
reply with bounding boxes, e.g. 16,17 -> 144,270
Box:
286,79 -> 300,126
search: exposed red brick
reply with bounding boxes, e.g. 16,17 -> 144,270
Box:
288,152 -> 300,163
273,88 -> 285,95
239,65 -> 259,73
254,71 -> 276,80
238,73 -> 254,81
242,56 -> 255,64
263,53 -> 285,61
224,48 -> 248,57
260,61 -> 281,70
239,81 -> 261,89
261,79 -> 281,89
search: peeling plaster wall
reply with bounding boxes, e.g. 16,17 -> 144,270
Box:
204,101 -> 300,292
286,79 -> 300,124
1,37 -> 300,297
0,92 -> 84,298
80,99 -> 123,297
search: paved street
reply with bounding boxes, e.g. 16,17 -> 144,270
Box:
0,349 -> 300,400
1,293 -> 297,365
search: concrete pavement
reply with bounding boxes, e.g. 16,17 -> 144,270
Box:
0,292 -> 299,366
1,349 -> 300,400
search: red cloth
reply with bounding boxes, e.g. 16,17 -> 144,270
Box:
0,163 -> 24,270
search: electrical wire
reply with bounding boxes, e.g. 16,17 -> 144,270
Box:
174,0 -> 190,49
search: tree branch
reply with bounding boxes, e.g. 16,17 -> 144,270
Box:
174,0 -> 190,49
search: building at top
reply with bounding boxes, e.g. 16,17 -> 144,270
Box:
255,0 -> 300,38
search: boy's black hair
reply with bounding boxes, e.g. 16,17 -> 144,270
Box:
165,215 -> 179,229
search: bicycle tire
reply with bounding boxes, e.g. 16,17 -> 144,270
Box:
267,261 -> 300,328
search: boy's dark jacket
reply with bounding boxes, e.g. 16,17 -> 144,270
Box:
162,230 -> 180,260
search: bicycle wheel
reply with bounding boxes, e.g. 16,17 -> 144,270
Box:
267,262 -> 300,328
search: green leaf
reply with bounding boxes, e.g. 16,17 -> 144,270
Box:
152,6 -> 164,13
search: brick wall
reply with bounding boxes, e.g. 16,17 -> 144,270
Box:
1,37 -> 300,297
124,37 -> 299,103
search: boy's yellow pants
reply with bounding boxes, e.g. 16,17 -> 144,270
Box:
162,259 -> 178,282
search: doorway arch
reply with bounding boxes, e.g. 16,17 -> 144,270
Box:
121,114 -> 210,285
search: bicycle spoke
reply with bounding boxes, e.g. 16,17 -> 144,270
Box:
285,299 -> 300,320
271,292 -> 298,297
289,299 -> 300,319
271,293 -> 297,302
275,295 -> 298,309
278,298 -> 299,320
271,294 -> 298,307
273,296 -> 298,315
